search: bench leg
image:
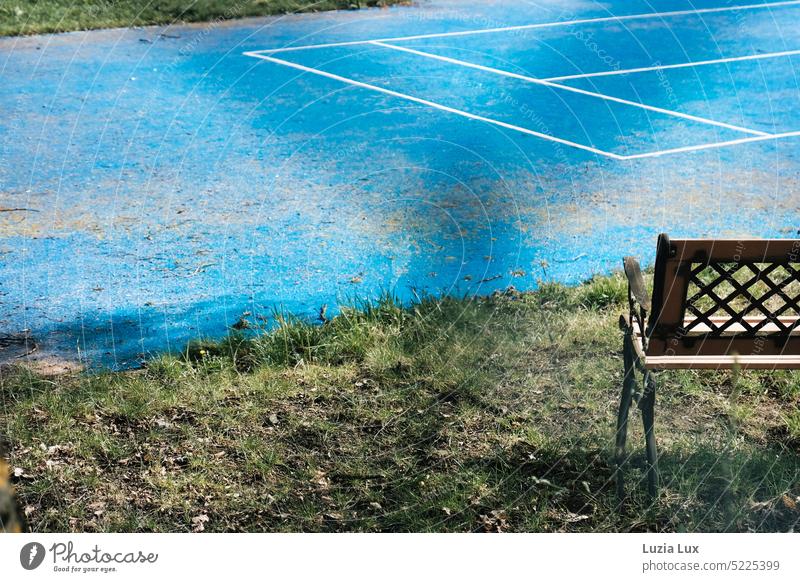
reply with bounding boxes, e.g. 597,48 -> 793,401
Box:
615,331 -> 637,501
640,371 -> 659,498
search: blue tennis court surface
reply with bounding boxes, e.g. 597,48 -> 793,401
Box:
1,0 -> 799,368
244,0 -> 800,157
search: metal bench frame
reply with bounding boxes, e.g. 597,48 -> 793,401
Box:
616,234 -> 800,499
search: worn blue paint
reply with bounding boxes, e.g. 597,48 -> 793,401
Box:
1,0 -> 799,368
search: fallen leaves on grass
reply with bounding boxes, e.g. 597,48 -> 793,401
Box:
191,514 -> 209,532
479,510 -> 510,533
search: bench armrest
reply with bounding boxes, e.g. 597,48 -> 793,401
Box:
623,256 -> 651,311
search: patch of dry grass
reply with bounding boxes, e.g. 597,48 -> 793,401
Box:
0,1 -> 407,37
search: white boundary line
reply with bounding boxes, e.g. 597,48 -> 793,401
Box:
370,41 -> 770,136
543,48 -> 800,81
243,51 -> 800,159
247,0 -> 800,55
620,130 -> 800,159
243,51 -> 625,159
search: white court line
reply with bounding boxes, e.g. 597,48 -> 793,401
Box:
245,51 -> 800,159
543,48 -> 800,81
247,0 -> 800,55
243,51 -> 625,159
619,130 -> 800,159
370,41 -> 770,136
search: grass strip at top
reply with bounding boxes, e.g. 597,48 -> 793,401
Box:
0,1 -> 407,37
1,273 -> 799,532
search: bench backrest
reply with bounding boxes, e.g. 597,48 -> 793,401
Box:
646,234 -> 800,358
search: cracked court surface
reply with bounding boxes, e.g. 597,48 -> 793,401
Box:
1,0 -> 799,367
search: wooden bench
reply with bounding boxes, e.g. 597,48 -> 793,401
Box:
616,234 -> 800,499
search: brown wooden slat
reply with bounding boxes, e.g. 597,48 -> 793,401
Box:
624,256 -> 651,310
633,334 -> 800,369
638,330 -> 800,355
643,355 -> 800,370
670,239 -> 800,262
647,234 -> 688,343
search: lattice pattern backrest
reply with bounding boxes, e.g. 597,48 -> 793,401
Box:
684,261 -> 800,335
644,236 -> 800,358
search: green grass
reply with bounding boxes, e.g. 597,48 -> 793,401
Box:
2,273 -> 799,532
0,1 -> 406,37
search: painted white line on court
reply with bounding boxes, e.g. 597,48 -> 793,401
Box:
247,0 -> 800,55
543,48 -> 800,81
370,41 -> 770,136
243,51 -> 624,159
619,130 -> 800,159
